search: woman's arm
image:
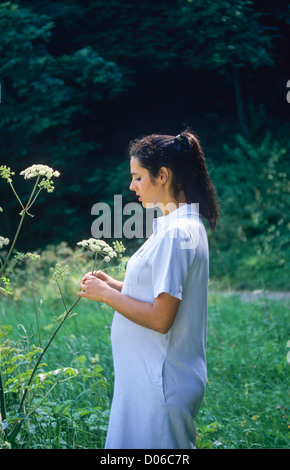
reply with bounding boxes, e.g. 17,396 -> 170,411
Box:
78,273 -> 180,334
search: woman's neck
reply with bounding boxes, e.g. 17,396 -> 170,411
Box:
161,190 -> 188,215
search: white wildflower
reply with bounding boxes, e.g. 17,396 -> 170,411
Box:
20,164 -> 60,180
0,237 -> 9,249
77,238 -> 117,260
20,164 -> 60,194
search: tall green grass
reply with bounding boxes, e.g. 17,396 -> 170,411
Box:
197,293 -> 289,449
0,245 -> 289,448
1,295 -> 114,449
1,276 -> 289,448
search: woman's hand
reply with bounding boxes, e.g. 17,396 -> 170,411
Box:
82,270 -> 123,292
78,271 -> 179,333
78,272 -> 112,302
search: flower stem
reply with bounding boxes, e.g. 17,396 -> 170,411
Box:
91,253 -> 98,274
0,176 -> 40,278
7,296 -> 80,443
30,275 -> 42,348
16,297 -> 81,416
56,280 -> 68,316
92,257 -> 105,275
24,175 -> 41,209
0,370 -> 7,424
9,181 -> 25,210
25,187 -> 43,212
26,375 -> 76,418
0,210 -> 26,277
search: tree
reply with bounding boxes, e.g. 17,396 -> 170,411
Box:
171,0 -> 277,136
0,2 -> 125,158
0,2 -> 126,247
64,0 -> 280,136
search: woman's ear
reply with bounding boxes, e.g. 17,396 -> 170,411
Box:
159,166 -> 170,184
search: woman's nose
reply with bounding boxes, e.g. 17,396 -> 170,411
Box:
129,180 -> 135,191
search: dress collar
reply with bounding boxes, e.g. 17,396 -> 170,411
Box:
152,203 -> 199,234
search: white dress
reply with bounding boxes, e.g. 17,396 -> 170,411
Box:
105,203 -> 209,449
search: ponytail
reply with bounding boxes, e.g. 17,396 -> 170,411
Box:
178,130 -> 219,230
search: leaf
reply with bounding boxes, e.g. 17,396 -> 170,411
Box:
0,325 -> 13,339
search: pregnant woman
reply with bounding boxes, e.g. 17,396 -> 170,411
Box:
78,130 -> 219,449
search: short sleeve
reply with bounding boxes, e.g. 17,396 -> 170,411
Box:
151,227 -> 196,300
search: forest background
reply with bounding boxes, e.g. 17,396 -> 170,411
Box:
0,0 -> 289,291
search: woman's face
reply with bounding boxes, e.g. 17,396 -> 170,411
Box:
129,156 -> 165,208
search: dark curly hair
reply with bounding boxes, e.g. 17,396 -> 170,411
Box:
129,130 -> 219,230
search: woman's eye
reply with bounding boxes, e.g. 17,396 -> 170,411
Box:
134,177 -> 141,181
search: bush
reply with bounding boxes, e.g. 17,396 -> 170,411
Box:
208,133 -> 289,290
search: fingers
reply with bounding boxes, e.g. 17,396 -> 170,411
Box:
93,270 -> 107,280
81,270 -> 104,282
79,275 -> 103,292
77,274 -> 107,302
81,273 -> 96,283
78,278 -> 92,297
92,270 -> 102,278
